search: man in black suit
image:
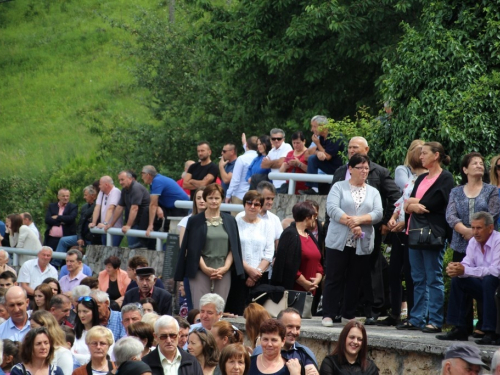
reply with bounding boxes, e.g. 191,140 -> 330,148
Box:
327,136 -> 400,323
44,188 -> 78,251
123,267 -> 172,315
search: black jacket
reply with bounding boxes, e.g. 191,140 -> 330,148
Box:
142,346 -> 203,375
174,212 -> 244,281
123,286 -> 172,315
329,162 -> 400,225
410,170 -> 455,243
271,223 -> 321,290
44,202 -> 78,239
77,202 -> 96,240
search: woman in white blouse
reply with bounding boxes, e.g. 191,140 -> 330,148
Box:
6,213 -> 41,263
233,190 -> 274,312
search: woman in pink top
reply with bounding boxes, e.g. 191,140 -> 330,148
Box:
396,142 -> 454,333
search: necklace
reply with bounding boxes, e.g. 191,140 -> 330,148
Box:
92,361 -> 108,372
206,216 -> 223,227
259,355 -> 282,370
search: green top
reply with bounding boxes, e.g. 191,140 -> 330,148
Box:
202,223 -> 229,268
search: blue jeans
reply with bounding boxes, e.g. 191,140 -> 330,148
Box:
305,155 -> 338,188
408,246 -> 445,328
101,234 -> 123,247
53,235 -> 78,267
447,275 -> 499,332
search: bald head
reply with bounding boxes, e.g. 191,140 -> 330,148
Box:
99,176 -> 114,194
5,286 -> 29,325
348,137 -> 370,159
184,160 -> 195,171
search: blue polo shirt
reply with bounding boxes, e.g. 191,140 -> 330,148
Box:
221,160 -> 236,193
151,174 -> 189,209
0,317 -> 31,341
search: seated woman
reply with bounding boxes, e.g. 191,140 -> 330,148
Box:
211,321 -> 244,351
320,320 -> 379,375
127,321 -> 155,358
246,136 -> 272,190
6,214 -> 41,263
243,303 -> 271,352
33,284 -> 53,312
73,326 -> 115,375
113,337 -> 152,375
279,131 -> 308,194
272,202 -> 323,295
10,327 -> 64,375
248,319 -> 300,375
98,256 -> 131,307
220,344 -> 250,375
188,328 -> 221,375
71,296 -> 101,366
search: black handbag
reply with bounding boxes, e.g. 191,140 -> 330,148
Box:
408,214 -> 445,250
287,290 -> 313,319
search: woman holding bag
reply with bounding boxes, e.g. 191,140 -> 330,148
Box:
397,141 -> 454,333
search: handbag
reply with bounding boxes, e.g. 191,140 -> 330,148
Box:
287,290 -> 313,319
252,290 -> 288,318
408,213 -> 445,250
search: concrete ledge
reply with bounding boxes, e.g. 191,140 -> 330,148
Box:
227,317 -> 498,373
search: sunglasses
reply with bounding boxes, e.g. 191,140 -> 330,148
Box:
495,165 -> 500,170
78,296 -> 93,303
158,333 -> 178,340
245,201 -> 262,208
222,149 -> 232,153
271,137 -> 283,141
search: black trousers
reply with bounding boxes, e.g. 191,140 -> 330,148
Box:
323,246 -> 371,319
388,232 -> 414,317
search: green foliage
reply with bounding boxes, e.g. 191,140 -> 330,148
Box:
0,0 -> 156,177
324,107 -> 381,163
0,176 -> 49,231
379,0 -> 500,172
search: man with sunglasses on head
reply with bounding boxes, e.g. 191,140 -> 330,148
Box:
225,137 -> 258,205
261,128 -> 293,190
219,143 -> 238,195
143,315 -> 203,375
89,175 -> 123,247
123,267 -> 172,316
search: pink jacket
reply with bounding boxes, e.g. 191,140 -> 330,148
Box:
98,268 -> 131,297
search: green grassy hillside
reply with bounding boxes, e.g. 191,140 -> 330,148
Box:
0,0 -> 156,177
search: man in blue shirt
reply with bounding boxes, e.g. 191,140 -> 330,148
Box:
0,286 -> 30,341
90,290 -> 127,342
141,165 -> 190,236
218,143 -> 237,194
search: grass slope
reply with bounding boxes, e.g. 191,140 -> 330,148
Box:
0,0 -> 156,176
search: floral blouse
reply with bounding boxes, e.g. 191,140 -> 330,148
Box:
393,172 -> 419,228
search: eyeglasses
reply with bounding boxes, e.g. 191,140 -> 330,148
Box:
245,201 -> 262,208
495,165 -> 500,170
78,296 -> 93,303
271,137 -> 283,141
158,333 -> 178,341
353,167 -> 369,171
89,341 -> 109,347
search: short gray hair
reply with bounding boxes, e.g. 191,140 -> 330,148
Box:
66,249 -> 83,262
83,185 -> 96,196
119,170 -> 133,178
101,176 -> 114,185
154,315 -> 179,334
72,285 -> 91,300
200,293 -> 225,314
311,115 -> 328,125
113,336 -> 144,366
121,303 -> 144,318
40,246 -> 53,254
256,181 -> 276,195
270,128 -> 285,138
142,165 -> 158,177
350,136 -> 369,147
89,290 -> 109,303
471,211 -> 494,226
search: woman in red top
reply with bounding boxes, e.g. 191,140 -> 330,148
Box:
271,202 -> 323,295
279,131 -> 308,194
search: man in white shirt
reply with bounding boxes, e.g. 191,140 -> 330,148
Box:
225,136 -> 258,204
142,315 -> 203,375
17,246 -> 58,298
22,212 -> 40,240
89,175 -> 123,247
260,128 -> 293,189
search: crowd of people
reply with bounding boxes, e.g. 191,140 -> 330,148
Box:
1,115 -> 500,373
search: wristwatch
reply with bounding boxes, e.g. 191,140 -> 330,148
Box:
102,221 -> 108,225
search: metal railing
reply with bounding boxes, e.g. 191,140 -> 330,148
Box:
0,246 -> 66,268
268,172 -> 333,195
89,227 -> 169,251
175,201 -> 244,212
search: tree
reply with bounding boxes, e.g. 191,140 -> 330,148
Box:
379,0 -> 500,173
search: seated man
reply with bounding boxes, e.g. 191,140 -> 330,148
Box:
17,247 -> 58,298
126,256 -> 164,291
437,211 -> 500,344
0,271 -> 17,289
441,343 -> 489,375
252,308 -> 319,374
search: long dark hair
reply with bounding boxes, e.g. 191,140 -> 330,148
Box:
332,320 -> 369,371
258,135 -> 272,156
74,297 -> 100,339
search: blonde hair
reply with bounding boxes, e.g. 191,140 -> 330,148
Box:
85,326 -> 114,346
404,139 -> 425,167
490,155 -> 500,187
29,310 -> 66,348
